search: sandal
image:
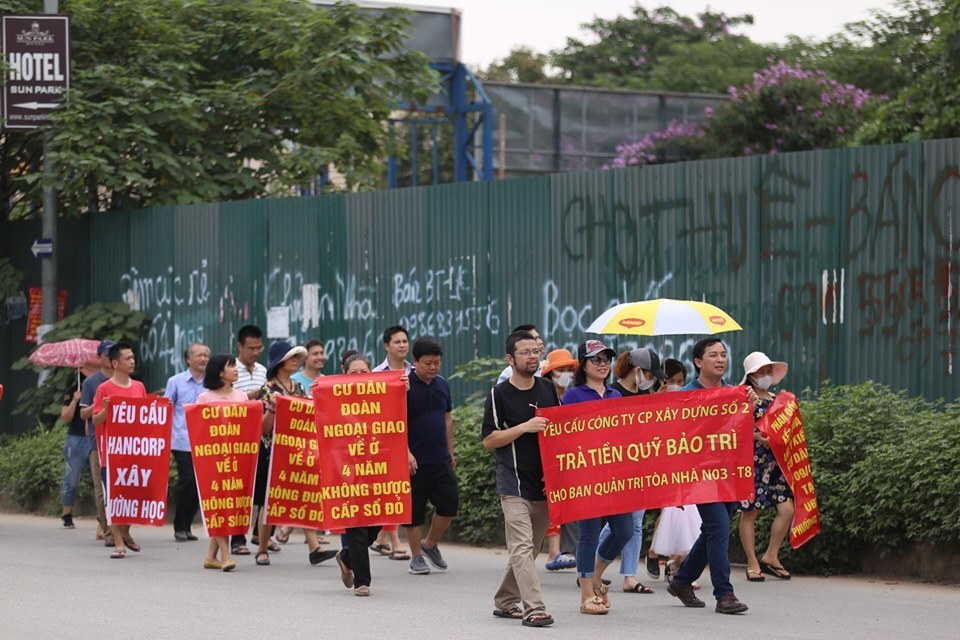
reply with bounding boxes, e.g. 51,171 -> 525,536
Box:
492,607 -> 524,619
267,541 -> 282,553
275,527 -> 291,544
746,568 -> 766,582
623,581 -> 655,593
335,551 -> 354,588
388,549 -> 411,560
255,552 -> 270,566
123,538 -> 141,553
522,612 -> 554,627
369,543 -> 391,555
232,545 -> 251,556
760,561 -> 791,580
593,582 -> 611,608
580,596 -> 608,615
110,548 -> 126,559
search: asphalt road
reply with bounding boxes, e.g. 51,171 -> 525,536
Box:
1,513 -> 957,640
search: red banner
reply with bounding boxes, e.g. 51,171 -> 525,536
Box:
25,287 -> 66,343
264,395 -> 326,529
757,391 -> 821,548
538,386 -> 755,525
312,371 -> 411,529
104,397 -> 172,526
186,402 -> 262,537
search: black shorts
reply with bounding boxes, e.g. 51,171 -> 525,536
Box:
407,462 -> 459,527
253,445 -> 271,506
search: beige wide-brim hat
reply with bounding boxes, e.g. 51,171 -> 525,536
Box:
739,351 -> 788,386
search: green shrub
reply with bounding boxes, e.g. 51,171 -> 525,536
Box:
761,382 -> 960,574
0,424 -> 92,512
449,357 -> 504,545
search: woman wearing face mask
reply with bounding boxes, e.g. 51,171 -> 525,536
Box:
564,340 -> 634,615
539,350 -> 580,572
599,348 -> 666,595
610,348 -> 663,396
662,358 -> 687,393
737,352 -> 794,583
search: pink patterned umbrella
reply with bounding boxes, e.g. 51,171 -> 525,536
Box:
28,338 -> 100,368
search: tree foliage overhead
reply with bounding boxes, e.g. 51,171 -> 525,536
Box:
550,6 -> 757,91
0,0 -> 438,216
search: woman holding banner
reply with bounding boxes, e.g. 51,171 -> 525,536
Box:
195,354 -> 248,571
563,340 -> 634,615
255,342 -> 335,567
334,352 -> 410,596
737,352 -> 794,582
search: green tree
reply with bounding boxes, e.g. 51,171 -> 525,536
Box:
550,5 -> 754,89
855,0 -> 960,143
1,0 -> 438,217
478,46 -> 552,84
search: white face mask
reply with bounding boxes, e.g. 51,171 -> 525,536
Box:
637,372 -> 656,391
555,371 -> 575,389
666,384 -> 682,392
752,375 -> 774,390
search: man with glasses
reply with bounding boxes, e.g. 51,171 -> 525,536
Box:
482,330 -> 560,627
496,324 -> 545,384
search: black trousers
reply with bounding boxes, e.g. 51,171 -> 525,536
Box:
340,526 -> 382,588
172,450 -> 200,533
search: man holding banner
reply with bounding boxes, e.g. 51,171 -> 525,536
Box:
668,338 -> 753,614
481,330 -> 559,628
92,342 -> 149,559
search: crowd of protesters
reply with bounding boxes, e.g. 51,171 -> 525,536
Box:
59,320 -> 796,623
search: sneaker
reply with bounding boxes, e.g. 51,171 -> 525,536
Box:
61,514 -> 75,529
546,554 -> 577,571
667,579 -> 706,608
646,554 -> 661,579
409,555 -> 431,575
715,592 -> 749,615
420,540 -> 447,570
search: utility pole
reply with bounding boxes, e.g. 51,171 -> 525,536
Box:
39,0 -> 59,332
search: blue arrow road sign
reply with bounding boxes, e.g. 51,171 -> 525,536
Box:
31,238 -> 53,258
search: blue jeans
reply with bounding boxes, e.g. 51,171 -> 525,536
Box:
673,502 -> 736,600
61,434 -> 91,507
576,512 -> 634,578
598,510 -> 644,576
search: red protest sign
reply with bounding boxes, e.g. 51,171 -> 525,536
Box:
757,391 -> 821,548
313,371 -> 411,529
264,395 -> 325,529
104,397 -> 172,526
538,386 -> 755,525
186,402 -> 262,537
25,287 -> 66,343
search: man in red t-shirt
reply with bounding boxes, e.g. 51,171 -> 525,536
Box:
93,342 -> 147,559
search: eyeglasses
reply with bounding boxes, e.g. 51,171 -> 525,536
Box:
588,355 -> 611,365
514,349 -> 543,358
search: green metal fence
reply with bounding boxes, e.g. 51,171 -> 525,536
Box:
1,138 -> 957,433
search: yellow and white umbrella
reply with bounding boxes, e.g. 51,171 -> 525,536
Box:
586,298 -> 742,336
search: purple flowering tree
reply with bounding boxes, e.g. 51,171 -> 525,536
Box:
607,61 -> 881,168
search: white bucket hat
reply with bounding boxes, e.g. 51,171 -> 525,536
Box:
739,351 -> 788,386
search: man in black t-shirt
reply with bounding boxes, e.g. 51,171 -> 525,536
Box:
481,331 -> 559,628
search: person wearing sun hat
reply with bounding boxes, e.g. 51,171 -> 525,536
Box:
737,352 -> 794,584
251,341 -> 336,567
538,349 -> 580,572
